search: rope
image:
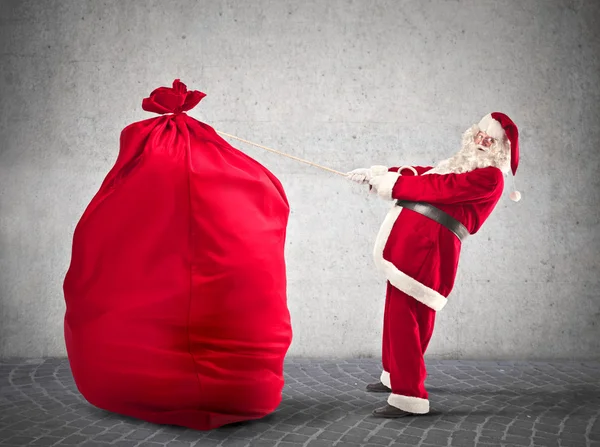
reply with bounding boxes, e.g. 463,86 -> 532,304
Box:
215,130 -> 347,177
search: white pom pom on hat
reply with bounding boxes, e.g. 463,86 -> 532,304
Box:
477,112 -> 521,202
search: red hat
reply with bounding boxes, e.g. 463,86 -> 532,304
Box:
477,112 -> 521,202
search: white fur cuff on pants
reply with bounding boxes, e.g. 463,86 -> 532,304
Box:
388,393 -> 430,414
380,370 -> 391,388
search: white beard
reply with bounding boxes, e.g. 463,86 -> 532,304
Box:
426,125 -> 511,176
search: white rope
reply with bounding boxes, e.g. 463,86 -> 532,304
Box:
216,130 -> 347,177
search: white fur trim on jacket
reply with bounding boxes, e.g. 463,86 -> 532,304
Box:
388,393 -> 430,414
477,114 -> 505,141
373,206 -> 448,311
372,172 -> 400,200
380,370 -> 391,389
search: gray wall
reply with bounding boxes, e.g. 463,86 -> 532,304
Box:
1,0 -> 599,360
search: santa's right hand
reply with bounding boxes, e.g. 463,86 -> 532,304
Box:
346,168 -> 371,184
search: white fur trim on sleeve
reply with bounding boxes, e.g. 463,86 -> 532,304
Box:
374,172 -> 400,200
477,114 -> 505,141
388,393 -> 429,414
398,165 -> 418,176
373,206 -> 448,311
380,370 -> 391,389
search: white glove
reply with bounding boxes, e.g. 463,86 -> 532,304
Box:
370,165 -> 389,176
346,165 -> 388,184
346,168 -> 370,184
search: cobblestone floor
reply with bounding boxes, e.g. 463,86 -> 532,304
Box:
0,358 -> 599,447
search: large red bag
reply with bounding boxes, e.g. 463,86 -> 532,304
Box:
63,80 -> 292,430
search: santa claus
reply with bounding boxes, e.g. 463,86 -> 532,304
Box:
347,112 -> 520,418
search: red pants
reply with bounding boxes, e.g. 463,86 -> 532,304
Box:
381,281 -> 436,413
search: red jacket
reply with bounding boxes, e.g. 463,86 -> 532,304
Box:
372,165 -> 504,311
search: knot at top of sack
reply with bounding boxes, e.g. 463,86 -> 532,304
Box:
142,79 -> 206,115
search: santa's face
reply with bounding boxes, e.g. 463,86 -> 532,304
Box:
473,131 -> 496,152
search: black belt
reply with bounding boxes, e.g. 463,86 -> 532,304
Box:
396,200 -> 470,241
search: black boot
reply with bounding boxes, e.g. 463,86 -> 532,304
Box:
372,404 -> 415,418
365,381 -> 392,393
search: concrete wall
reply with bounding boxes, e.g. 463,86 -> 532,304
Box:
1,0 -> 599,359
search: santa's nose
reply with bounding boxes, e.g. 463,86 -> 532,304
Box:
475,135 -> 494,147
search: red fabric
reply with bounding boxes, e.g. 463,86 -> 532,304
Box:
388,166 -> 432,176
386,166 -> 504,297
380,165 -> 504,404
63,80 -> 292,430
382,282 -> 435,400
391,166 -> 504,228
491,112 -> 519,175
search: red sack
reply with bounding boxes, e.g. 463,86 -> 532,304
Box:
63,79 -> 292,430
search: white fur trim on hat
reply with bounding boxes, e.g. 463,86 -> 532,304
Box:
373,206 -> 448,312
373,172 -> 400,201
388,393 -> 430,414
477,113 -> 506,141
380,370 -> 391,389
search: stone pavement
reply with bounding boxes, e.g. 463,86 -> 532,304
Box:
0,358 -> 599,447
